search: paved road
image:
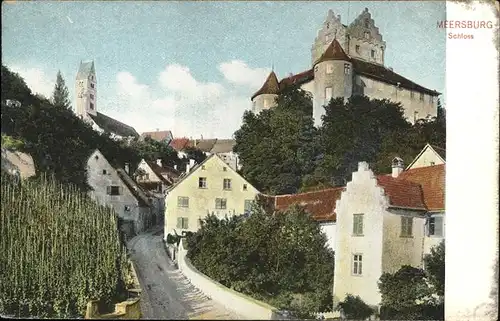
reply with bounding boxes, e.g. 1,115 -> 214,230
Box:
127,228 -> 242,320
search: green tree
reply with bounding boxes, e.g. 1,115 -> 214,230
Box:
234,85 -> 319,194
51,71 -> 71,109
186,203 -> 335,317
336,294 -> 375,320
423,241 -> 445,297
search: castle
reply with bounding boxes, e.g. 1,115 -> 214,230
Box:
251,8 -> 441,127
75,61 -> 139,140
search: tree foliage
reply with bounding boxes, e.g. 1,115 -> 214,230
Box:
336,294 -> 375,320
423,240 -> 445,297
234,85 -> 319,194
186,203 -> 334,317
51,71 -> 71,109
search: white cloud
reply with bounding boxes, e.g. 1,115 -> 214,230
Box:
103,61 -> 263,138
219,60 -> 271,89
8,65 -> 55,99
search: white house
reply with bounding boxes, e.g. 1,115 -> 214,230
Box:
86,149 -> 153,235
332,158 -> 445,309
406,143 -> 446,170
164,153 -> 259,238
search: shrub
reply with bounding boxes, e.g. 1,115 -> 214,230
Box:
336,294 -> 374,320
0,172 -> 128,318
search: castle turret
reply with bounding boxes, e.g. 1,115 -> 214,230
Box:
312,39 -> 353,127
75,60 -> 97,122
251,71 -> 280,113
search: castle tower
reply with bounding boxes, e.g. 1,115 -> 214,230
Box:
251,71 -> 280,113
311,9 -> 348,66
345,8 -> 386,65
312,39 -> 353,127
75,60 -> 97,122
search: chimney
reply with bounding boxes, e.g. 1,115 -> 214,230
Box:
156,159 -> 162,167
391,157 -> 404,178
124,163 -> 130,175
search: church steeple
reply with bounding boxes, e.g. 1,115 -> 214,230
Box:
75,60 -> 97,121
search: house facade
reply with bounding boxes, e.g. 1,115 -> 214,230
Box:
406,143 -> 446,170
164,154 -> 259,238
75,61 -> 139,141
86,149 -> 153,235
251,8 -> 440,127
332,159 -> 445,308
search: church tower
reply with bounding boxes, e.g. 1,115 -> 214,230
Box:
75,61 -> 97,122
312,39 -> 353,127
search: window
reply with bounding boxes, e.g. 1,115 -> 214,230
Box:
90,102 -> 94,110
325,87 -> 333,102
102,169 -> 107,175
243,184 -> 248,191
364,31 -> 370,39
355,45 -> 360,53
199,177 -> 207,188
314,66 -> 319,73
90,83 -> 95,89
106,186 -> 120,195
201,165 -> 206,170
410,91 -> 414,99
419,93 -> 424,101
428,216 -> 443,237
124,206 -> 131,212
90,94 -> 94,100
223,178 -> 232,190
371,50 -> 375,58
353,254 -> 363,275
177,196 -> 189,208
325,34 -> 332,42
430,96 -> 435,103
244,200 -> 253,213
364,19 -> 369,28
177,217 -> 189,229
326,22 -> 330,29
223,166 -> 227,171
215,198 -> 227,209
401,216 -> 413,237
353,214 -> 364,236
263,99 -> 270,109
344,63 -> 350,75
430,161 -> 436,166
326,64 -> 334,74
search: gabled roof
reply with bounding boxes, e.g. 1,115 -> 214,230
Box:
89,112 -> 139,138
314,39 -> 351,66
398,164 -> 445,211
209,139 -> 236,154
116,168 -> 152,207
251,71 -> 281,100
260,187 -> 345,222
143,161 -> 171,185
193,139 -> 218,153
376,175 -> 427,210
76,61 -> 95,79
169,138 -> 192,152
140,130 -> 173,143
166,153 -> 258,193
351,58 -> 440,96
406,143 -> 446,170
146,161 -> 181,185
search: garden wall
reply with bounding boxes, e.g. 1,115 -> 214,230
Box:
177,239 -> 287,320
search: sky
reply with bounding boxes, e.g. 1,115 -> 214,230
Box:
2,1 -> 446,139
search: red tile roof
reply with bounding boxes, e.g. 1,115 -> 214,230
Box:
251,71 -> 280,100
279,69 -> 315,89
260,187 -> 345,222
169,138 -> 192,151
313,39 -> 351,66
376,175 -> 427,210
398,164 -> 445,211
146,161 -> 181,185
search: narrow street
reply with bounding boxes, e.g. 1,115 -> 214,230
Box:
127,228 -> 242,320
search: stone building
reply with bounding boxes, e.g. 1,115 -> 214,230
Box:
75,61 -> 139,140
251,8 -> 441,127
